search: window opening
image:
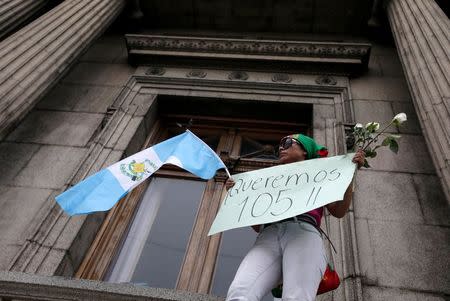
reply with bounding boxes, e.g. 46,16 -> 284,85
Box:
81,95 -> 313,294
107,177 -> 206,287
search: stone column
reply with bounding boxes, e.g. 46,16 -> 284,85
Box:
0,0 -> 125,140
386,0 -> 450,202
0,0 -> 49,40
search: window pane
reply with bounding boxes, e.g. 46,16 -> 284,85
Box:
166,129 -> 220,151
199,135 -> 220,151
107,178 -> 205,288
240,137 -> 278,160
212,228 -> 273,301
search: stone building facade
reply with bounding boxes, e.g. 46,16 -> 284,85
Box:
0,0 -> 448,300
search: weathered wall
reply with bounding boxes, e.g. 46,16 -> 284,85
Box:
0,26 -> 448,301
0,31 -> 135,272
350,44 -> 449,300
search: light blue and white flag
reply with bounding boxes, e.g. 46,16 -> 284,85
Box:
56,130 -> 228,216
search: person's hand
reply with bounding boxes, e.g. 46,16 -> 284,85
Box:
225,178 -> 235,190
352,149 -> 366,169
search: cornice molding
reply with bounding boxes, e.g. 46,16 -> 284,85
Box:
125,35 -> 371,74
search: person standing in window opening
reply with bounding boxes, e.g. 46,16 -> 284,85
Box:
225,134 -> 365,301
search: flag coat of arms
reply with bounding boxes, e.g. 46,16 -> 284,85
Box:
56,130 -> 227,216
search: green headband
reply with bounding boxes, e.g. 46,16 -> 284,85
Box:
290,134 -> 328,159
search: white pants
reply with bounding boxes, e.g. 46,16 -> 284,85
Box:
226,221 -> 327,301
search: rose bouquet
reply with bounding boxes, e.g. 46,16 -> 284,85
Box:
352,113 -> 407,168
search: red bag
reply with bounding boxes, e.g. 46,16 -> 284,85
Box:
317,263 -> 340,295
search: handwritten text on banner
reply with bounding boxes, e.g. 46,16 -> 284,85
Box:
208,154 -> 356,235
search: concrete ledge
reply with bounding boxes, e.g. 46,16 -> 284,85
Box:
0,271 -> 224,301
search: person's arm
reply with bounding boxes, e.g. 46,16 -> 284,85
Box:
326,181 -> 354,218
326,149 -> 365,218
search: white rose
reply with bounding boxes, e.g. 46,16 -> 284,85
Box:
392,113 -> 407,125
354,123 -> 363,129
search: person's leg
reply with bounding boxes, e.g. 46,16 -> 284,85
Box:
226,226 -> 282,301
280,222 -> 327,301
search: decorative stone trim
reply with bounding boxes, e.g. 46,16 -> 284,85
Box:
186,70 -> 207,78
125,35 -> 371,74
101,105 -> 118,129
315,75 -> 337,85
126,35 -> 370,60
272,73 -> 292,83
145,67 -> 165,76
228,71 -> 248,81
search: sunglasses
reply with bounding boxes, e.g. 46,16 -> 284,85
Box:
279,137 -> 301,150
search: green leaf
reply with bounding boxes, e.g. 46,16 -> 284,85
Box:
272,287 -> 282,298
389,139 -> 399,154
365,122 -> 380,133
382,137 -> 391,146
356,137 -> 365,144
353,127 -> 363,134
365,149 -> 374,158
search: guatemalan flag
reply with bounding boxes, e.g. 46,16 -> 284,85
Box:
56,130 -> 228,216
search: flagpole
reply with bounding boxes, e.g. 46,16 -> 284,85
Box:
225,167 -> 232,179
